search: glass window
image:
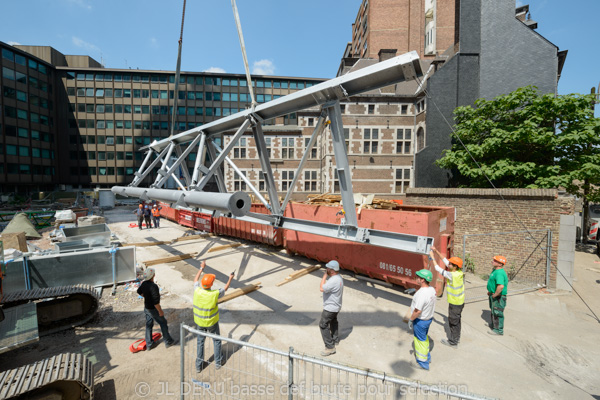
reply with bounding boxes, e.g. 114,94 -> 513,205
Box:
86,88 -> 94,96
123,89 -> 131,98
19,146 -> 29,156
2,67 -> 15,81
18,128 -> 28,138
2,48 -> 14,61
28,59 -> 38,70
17,109 -> 28,120
6,145 -> 17,155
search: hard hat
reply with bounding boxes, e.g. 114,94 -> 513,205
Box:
416,269 -> 433,282
201,274 -> 216,289
153,204 -> 157,207
326,260 -> 340,271
139,204 -> 143,208
144,267 -> 155,281
448,256 -> 463,269
493,255 -> 507,265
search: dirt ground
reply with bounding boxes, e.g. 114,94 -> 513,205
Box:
1,206 -> 600,400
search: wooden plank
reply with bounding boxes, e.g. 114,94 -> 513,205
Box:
173,233 -> 213,242
121,240 -> 171,247
218,282 -> 261,303
207,243 -> 242,253
276,265 -> 321,287
143,252 -> 198,267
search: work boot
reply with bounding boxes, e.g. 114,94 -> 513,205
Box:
320,347 -> 336,357
165,339 -> 179,348
488,329 -> 503,336
441,339 -> 457,348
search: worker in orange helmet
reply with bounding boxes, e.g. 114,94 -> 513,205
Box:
487,255 -> 508,335
430,246 -> 464,348
193,260 -> 234,372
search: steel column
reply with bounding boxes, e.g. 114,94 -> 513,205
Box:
130,147 -> 170,188
326,101 -> 357,227
156,135 -> 202,188
206,139 -> 228,193
174,144 -> 193,186
252,121 -> 280,214
190,133 -> 207,188
153,143 -> 176,186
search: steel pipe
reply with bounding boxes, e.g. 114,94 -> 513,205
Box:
112,186 -> 251,217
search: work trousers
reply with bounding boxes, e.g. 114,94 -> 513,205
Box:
196,323 -> 222,370
489,295 -> 506,334
152,216 -> 160,228
144,215 -> 152,228
413,318 -> 433,370
448,303 -> 464,345
137,215 -> 144,230
144,308 -> 174,347
319,310 -> 339,349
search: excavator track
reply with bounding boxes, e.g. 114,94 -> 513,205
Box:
0,285 -> 100,336
0,353 -> 94,399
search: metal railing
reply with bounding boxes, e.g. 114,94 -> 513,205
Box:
180,324 -> 496,400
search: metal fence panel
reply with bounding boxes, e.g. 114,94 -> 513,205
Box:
181,324 -> 496,400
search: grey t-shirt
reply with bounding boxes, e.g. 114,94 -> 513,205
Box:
322,274 -> 344,312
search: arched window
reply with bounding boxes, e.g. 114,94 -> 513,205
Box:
416,127 -> 425,152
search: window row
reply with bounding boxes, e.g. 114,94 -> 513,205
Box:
70,87 -> 280,103
2,164 -> 54,175
68,71 -> 314,89
70,166 -> 135,176
2,124 -> 53,142
4,145 -> 54,159
1,48 -> 48,74
3,106 -> 52,126
2,67 -> 50,92
3,86 -> 51,109
69,150 -> 143,161
74,119 -> 201,132
232,170 -> 320,192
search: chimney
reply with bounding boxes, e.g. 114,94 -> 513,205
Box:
378,49 -> 397,62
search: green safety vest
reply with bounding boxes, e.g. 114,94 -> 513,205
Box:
193,288 -> 220,327
446,270 -> 465,305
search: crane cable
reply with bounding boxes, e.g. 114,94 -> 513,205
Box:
169,0 -> 187,139
231,0 -> 258,111
414,74 -> 600,324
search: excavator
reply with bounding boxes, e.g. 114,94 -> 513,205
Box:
0,273 -> 99,398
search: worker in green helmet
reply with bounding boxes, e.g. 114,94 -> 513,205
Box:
409,268 -> 436,370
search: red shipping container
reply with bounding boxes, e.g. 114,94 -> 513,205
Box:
158,202 -> 179,222
283,203 -> 455,295
212,204 -> 282,247
193,212 -> 212,233
178,209 -> 195,228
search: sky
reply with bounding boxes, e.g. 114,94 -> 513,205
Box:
0,0 -> 598,101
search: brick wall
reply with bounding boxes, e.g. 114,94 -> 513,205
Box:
404,188 -> 575,288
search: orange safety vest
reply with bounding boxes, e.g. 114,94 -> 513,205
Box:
152,208 -> 160,217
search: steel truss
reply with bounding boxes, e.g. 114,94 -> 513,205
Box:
112,51 -> 434,254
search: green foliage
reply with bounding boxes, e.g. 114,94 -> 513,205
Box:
463,253 -> 476,274
436,86 -> 600,203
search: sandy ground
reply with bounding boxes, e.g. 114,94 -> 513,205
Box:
1,206 -> 600,399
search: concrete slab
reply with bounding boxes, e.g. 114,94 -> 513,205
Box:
103,207 -> 600,399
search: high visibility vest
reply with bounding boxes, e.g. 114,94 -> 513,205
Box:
152,208 -> 160,217
446,270 -> 465,305
193,288 -> 220,327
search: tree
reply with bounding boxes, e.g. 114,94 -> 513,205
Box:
436,86 -> 600,240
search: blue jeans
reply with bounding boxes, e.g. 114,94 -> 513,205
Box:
196,323 -> 222,369
145,308 -> 174,346
152,216 -> 160,228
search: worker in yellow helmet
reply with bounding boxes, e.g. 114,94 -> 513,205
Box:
193,261 -> 234,371
430,246 -> 464,348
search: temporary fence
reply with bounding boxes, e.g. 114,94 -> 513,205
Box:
180,324 -> 496,400
461,229 -> 551,302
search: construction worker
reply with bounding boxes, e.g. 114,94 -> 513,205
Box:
430,246 -> 464,348
193,260 -> 234,371
143,205 -> 152,228
487,255 -> 508,335
409,269 -> 436,370
133,204 -> 144,230
136,267 -> 177,349
319,260 -> 344,356
151,204 -> 162,228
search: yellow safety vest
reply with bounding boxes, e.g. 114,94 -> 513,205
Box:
193,288 -> 220,327
446,270 -> 465,305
